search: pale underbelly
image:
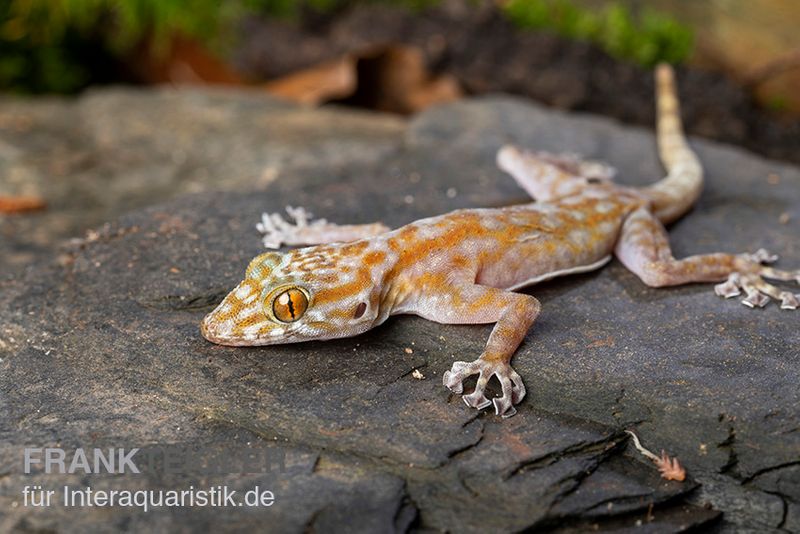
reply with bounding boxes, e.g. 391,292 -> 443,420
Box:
475,232 -> 620,290
505,255 -> 611,290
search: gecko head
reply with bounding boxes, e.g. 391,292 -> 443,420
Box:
201,245 -> 380,346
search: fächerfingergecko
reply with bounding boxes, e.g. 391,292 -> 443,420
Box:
201,65 -> 799,418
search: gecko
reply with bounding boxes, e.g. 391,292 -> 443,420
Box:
201,65 -> 799,418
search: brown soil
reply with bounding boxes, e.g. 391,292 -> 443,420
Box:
232,2 -> 800,165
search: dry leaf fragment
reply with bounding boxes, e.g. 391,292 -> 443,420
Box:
625,430 -> 686,482
263,56 -> 357,105
656,450 -> 686,481
262,44 -> 461,113
0,195 -> 46,214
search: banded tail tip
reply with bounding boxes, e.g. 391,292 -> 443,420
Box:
655,63 -> 674,85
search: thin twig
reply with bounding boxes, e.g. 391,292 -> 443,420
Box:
625,430 -> 686,481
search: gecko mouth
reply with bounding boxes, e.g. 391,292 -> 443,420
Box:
199,317 -> 237,345
199,314 -> 249,346
200,313 -> 295,346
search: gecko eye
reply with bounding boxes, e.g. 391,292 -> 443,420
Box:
272,288 -> 308,323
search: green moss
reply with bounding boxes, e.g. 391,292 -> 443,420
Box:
0,0 -> 691,94
765,95 -> 788,113
0,0 -> 252,93
503,0 -> 693,66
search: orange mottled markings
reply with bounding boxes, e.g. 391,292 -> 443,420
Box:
314,266 -> 371,305
232,312 -> 266,335
363,250 -> 387,267
339,240 -> 369,256
387,225 -> 420,252
451,255 -> 470,270
469,289 -> 501,312
212,290 -> 246,322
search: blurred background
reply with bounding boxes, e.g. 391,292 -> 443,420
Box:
1,0 -> 798,270
1,0 -> 798,162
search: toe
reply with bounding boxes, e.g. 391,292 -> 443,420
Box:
779,293 -> 799,310
450,361 -> 471,373
493,396 -> 514,417
752,249 -> 778,264
715,282 -> 740,298
463,390 -> 491,410
507,368 -> 526,404
742,291 -> 769,308
500,405 -> 517,419
442,371 -> 463,394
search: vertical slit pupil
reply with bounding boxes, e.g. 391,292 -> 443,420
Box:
274,289 -> 307,322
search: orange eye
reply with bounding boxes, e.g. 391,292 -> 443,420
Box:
272,288 -> 308,323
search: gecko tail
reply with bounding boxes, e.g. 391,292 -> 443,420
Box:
641,63 -> 704,224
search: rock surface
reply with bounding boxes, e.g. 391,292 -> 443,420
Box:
0,88 -> 404,272
1,88 -> 798,532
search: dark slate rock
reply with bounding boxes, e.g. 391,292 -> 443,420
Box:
0,89 -> 404,273
1,89 -> 798,532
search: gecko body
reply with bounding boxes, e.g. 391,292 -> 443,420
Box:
201,65 -> 799,418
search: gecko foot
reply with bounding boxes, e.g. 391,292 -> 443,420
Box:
714,252 -> 800,310
443,357 -> 526,418
256,206 -> 322,249
499,146 -> 617,182
256,206 -> 390,248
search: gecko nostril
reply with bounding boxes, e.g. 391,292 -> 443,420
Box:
200,315 -> 217,340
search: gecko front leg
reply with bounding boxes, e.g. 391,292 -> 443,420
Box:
410,283 -> 540,417
257,205 -> 390,248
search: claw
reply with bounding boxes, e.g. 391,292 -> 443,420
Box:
752,248 -> 779,264
463,390 -> 491,410
715,274 -> 741,298
493,396 -> 513,417
442,371 -> 463,394
779,293 -> 799,310
742,291 -> 769,308
501,406 -> 517,419
512,384 -> 526,405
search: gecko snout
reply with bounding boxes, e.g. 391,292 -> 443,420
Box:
199,313 -> 224,344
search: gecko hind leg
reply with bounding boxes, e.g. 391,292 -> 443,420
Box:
616,209 -> 800,310
533,151 -> 617,182
497,145 -> 616,201
257,206 -> 390,248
